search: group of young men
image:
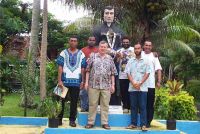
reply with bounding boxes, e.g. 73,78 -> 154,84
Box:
56,35 -> 162,131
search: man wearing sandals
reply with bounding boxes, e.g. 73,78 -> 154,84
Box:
84,41 -> 117,129
125,43 -> 150,131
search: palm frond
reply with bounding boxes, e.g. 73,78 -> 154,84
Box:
167,25 -> 200,41
165,39 -> 195,57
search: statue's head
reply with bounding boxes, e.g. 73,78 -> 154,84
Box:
103,6 -> 115,23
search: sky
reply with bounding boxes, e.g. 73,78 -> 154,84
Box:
21,0 -> 90,24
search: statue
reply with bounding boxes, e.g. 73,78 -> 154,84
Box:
93,6 -> 125,51
93,6 -> 125,105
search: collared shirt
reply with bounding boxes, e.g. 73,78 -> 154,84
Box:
117,47 -> 135,79
56,49 -> 86,87
81,46 -> 98,59
125,56 -> 150,92
141,51 -> 162,88
86,53 -> 117,90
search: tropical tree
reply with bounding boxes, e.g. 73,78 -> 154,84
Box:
0,0 -> 31,44
29,0 -> 40,78
154,0 -> 200,84
40,0 -> 48,101
63,0 -> 167,42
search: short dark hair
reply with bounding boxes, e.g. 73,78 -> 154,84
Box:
88,36 -> 95,39
144,40 -> 153,46
104,6 -> 114,11
122,36 -> 130,41
134,43 -> 142,47
69,35 -> 79,41
102,6 -> 116,21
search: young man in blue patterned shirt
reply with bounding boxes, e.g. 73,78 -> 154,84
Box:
56,36 -> 86,127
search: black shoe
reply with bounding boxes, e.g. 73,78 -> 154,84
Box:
69,121 -> 76,127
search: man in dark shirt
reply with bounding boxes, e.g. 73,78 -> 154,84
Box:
93,6 -> 124,51
80,36 -> 98,112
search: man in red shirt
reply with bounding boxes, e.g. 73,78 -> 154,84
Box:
80,36 -> 98,112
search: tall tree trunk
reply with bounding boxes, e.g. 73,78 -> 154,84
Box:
40,0 -> 48,101
29,0 -> 40,77
169,64 -> 173,80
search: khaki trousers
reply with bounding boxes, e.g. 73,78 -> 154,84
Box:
87,88 -> 111,125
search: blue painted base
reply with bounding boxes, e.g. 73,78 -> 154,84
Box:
45,128 -> 180,134
0,116 -> 48,126
159,120 -> 200,134
78,112 -> 141,127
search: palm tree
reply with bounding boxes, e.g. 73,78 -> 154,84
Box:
154,0 -> 200,83
40,0 -> 48,101
63,0 -> 167,42
29,0 -> 40,79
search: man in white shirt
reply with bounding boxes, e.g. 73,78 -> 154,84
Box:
141,40 -> 162,128
116,36 -> 134,113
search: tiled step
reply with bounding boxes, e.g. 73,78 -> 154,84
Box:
45,128 -> 180,134
78,112 -> 140,127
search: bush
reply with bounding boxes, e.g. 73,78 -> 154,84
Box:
0,64 -> 12,93
35,97 -> 61,118
155,88 -> 197,120
155,88 -> 170,119
186,80 -> 200,102
46,61 -> 58,96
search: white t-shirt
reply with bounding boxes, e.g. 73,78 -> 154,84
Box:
141,51 -> 162,88
117,47 -> 134,79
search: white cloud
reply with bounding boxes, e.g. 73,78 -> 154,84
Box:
21,0 -> 89,24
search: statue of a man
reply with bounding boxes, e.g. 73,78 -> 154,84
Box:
93,6 -> 125,51
93,6 -> 125,105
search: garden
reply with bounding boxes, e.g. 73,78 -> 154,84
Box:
0,0 -> 200,134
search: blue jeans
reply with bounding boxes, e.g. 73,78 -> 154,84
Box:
79,89 -> 89,111
130,91 -> 147,127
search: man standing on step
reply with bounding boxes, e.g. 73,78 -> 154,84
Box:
93,6 -> 125,105
125,43 -> 150,131
116,36 -> 134,113
56,36 -> 87,127
142,40 -> 162,128
85,41 -> 117,130
80,36 -> 98,112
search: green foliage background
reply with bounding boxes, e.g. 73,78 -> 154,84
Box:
155,88 -> 197,120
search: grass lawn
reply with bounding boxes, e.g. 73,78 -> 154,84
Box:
0,93 -> 40,117
0,93 -> 69,118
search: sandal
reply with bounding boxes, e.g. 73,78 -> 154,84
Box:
126,124 -> 137,129
85,124 -> 94,129
102,124 -> 111,130
141,126 -> 148,131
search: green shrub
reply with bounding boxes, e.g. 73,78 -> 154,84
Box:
155,88 -> 170,119
46,61 -> 58,96
0,88 -> 6,106
155,88 -> 197,120
44,98 -> 62,118
186,80 -> 200,102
